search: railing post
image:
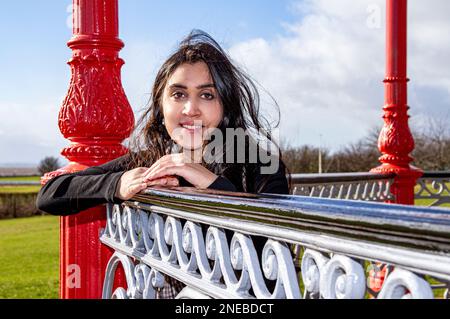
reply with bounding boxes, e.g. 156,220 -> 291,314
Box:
371,0 -> 422,205
41,0 -> 134,298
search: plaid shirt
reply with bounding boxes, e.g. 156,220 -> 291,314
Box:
155,276 -> 185,299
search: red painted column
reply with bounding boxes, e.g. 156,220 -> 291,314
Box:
42,0 -> 134,298
371,0 -> 422,205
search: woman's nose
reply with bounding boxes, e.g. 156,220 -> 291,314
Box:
182,99 -> 201,117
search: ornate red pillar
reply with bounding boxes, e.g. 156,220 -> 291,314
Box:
371,0 -> 422,205
42,0 -> 134,298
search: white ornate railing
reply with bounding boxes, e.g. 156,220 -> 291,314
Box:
415,172 -> 450,207
291,173 -> 395,202
100,187 -> 450,299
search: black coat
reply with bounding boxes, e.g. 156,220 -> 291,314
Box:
36,153 -> 289,216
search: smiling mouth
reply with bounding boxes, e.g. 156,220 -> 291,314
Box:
179,120 -> 206,133
181,124 -> 203,130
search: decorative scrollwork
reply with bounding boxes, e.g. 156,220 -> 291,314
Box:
415,177 -> 450,207
378,268 -> 434,299
102,252 -> 136,299
133,263 -> 165,299
100,204 -> 449,299
319,254 -> 366,299
260,240 -> 301,299
301,249 -> 330,298
101,205 -> 301,299
102,251 -> 165,299
300,250 -> 366,299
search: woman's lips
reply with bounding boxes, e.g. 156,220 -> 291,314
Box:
180,122 -> 204,134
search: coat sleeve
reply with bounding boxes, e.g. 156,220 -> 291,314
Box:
207,176 -> 238,192
207,159 -> 289,195
254,160 -> 289,195
36,155 -> 130,216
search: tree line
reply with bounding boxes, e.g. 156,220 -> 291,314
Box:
281,119 -> 450,174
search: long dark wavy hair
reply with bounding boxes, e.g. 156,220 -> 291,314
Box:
128,30 -> 289,193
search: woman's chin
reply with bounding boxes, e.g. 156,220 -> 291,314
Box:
176,134 -> 204,150
175,140 -> 203,151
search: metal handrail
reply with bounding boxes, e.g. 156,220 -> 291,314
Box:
421,171 -> 450,178
290,172 -> 396,183
130,187 -> 450,254
289,171 -> 450,182
289,172 -> 395,202
100,187 -> 450,299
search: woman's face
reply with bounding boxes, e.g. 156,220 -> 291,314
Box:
162,61 -> 224,150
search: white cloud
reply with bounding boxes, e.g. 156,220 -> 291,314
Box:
229,0 -> 450,150
409,1 -> 450,97
121,40 -> 171,114
0,99 -> 67,164
2,0 -> 449,165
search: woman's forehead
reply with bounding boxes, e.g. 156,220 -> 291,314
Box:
167,62 -> 213,87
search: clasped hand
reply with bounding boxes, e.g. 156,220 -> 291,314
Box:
115,154 -> 218,200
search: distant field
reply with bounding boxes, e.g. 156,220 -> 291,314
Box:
0,215 -> 59,298
0,176 -> 41,194
0,176 -> 40,182
0,167 -> 39,176
0,186 -> 41,193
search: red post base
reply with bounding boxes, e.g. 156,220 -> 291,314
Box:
60,207 -> 112,298
371,164 -> 423,205
42,163 -> 127,299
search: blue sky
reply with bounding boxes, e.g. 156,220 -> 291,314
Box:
0,0 -> 298,165
0,0 -> 296,106
1,0 -> 449,166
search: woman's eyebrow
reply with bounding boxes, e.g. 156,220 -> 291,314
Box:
168,83 -> 215,90
196,83 -> 215,89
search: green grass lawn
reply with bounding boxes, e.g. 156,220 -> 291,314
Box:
0,215 -> 59,299
415,198 -> 450,208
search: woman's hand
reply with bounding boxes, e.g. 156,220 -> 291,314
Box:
142,154 -> 218,189
115,167 -> 179,200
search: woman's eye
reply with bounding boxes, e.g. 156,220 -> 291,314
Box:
172,92 -> 185,99
201,92 -> 215,100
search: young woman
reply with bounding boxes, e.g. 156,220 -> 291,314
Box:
37,30 -> 289,298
